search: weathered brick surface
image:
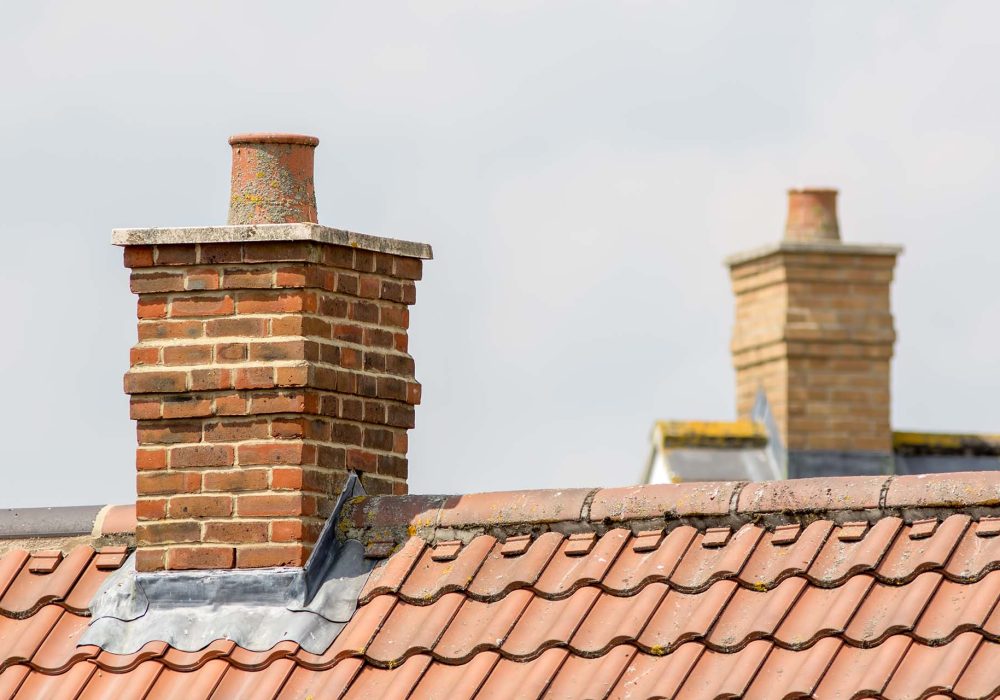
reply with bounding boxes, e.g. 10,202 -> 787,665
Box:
125,241 -> 422,571
729,249 -> 898,453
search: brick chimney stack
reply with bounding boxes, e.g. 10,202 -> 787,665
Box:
727,188 -> 901,477
117,134 -> 432,572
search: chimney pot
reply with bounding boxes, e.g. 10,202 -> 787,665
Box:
227,133 -> 319,225
784,188 -> 840,242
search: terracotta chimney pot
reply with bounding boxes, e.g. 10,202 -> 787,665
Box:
228,133 -> 319,225
784,188 -> 840,242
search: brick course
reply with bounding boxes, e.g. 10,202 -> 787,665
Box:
124,240 -> 423,571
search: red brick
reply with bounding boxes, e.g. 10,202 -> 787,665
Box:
170,295 -> 235,318
271,467 -> 304,490
235,366 -> 274,390
168,495 -> 233,519
166,546 -> 235,570
131,271 -> 185,294
275,265 -> 309,287
130,398 -> 161,421
202,468 -> 270,492
124,246 -> 155,268
137,520 -> 200,545
250,340 -> 309,362
238,442 -> 304,466
190,368 -> 232,391
243,241 -> 314,263
136,548 -> 166,572
377,454 -> 408,479
270,519 -> 303,542
332,324 -> 364,345
124,370 -> 187,394
215,342 -> 247,362
138,320 -> 203,341
322,245 -> 353,268
250,391 -> 306,414
237,290 -> 313,314
155,245 -> 198,265
347,448 -> 377,471
204,520 -> 268,544
136,498 -> 167,520
236,545 -> 308,568
170,444 -> 235,469
222,267 -> 275,289
394,257 -> 422,280
204,419 -> 270,443
215,393 -> 248,416
275,365 -> 308,387
358,275 -> 380,299
137,297 -> 168,319
130,346 -> 160,366
162,396 -> 213,419
137,470 -> 201,496
136,448 -> 167,471
185,268 -> 220,291
271,417 -> 308,439
237,493 -> 306,517
200,243 -> 243,264
137,420 -> 201,445
162,344 -> 213,366
206,317 -> 268,338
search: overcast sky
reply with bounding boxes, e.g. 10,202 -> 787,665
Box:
1,2 -> 998,507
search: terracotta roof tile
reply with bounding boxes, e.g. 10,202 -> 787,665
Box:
706,576 -> 806,650
954,639 -> 1000,699
807,516 -> 902,584
670,523 -> 762,590
501,587 -> 601,657
877,514 -> 970,582
532,528 -> 629,597
608,642 -> 704,699
744,637 -> 842,700
774,575 -> 874,647
397,535 -> 494,602
542,645 -> 635,700
637,581 -> 739,653
210,658 -> 296,700
409,652 -> 499,699
601,525 -> 695,594
882,631 -> 982,700
433,590 -> 532,661
467,531 -> 562,599
7,474 -> 1000,697
476,647 -> 568,700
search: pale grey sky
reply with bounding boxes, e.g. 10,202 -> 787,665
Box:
1,2 -> 998,507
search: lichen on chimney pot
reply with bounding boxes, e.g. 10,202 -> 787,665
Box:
228,133 -> 319,225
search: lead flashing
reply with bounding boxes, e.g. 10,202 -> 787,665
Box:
725,241 -> 903,267
112,222 -> 433,260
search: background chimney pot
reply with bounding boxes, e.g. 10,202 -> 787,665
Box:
227,133 -> 319,225
784,188 -> 840,242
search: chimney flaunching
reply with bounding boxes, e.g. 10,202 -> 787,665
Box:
727,189 -> 902,477
116,134 -> 432,572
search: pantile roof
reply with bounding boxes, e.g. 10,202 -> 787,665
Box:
4,472 -> 1000,698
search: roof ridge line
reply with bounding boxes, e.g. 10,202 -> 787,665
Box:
339,473 -> 1000,547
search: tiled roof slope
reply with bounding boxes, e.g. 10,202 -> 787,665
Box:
4,473 -> 1000,698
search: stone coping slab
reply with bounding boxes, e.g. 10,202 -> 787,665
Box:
112,223 -> 433,260
725,240 -> 903,267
